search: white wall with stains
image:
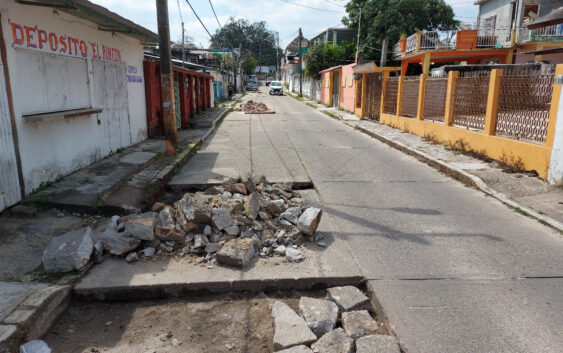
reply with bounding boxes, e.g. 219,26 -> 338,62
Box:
0,2 -> 148,195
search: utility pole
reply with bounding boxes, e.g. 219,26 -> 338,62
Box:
380,0 -> 389,67
181,22 -> 185,67
156,0 -> 178,155
298,27 -> 302,96
356,7 -> 362,64
276,32 -> 280,80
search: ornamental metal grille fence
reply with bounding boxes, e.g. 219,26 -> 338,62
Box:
384,77 -> 399,114
496,66 -> 555,143
364,73 -> 383,121
453,70 -> 490,130
401,76 -> 420,118
423,77 -> 448,122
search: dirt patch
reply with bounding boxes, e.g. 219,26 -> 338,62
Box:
43,292 -> 309,353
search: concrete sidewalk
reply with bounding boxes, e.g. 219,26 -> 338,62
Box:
25,105 -> 232,215
295,95 -> 563,231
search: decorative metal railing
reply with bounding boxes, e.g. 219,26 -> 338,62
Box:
405,33 -> 418,54
401,76 -> 420,118
419,31 -> 457,50
384,77 -> 399,114
476,29 -> 513,48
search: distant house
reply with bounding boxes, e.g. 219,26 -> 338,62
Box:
0,0 -> 157,211
310,27 -> 357,46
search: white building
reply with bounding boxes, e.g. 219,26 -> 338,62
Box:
0,0 -> 157,211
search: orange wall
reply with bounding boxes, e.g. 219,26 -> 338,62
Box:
339,63 -> 356,112
321,71 -> 331,105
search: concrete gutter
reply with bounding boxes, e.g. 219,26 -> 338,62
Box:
352,124 -> 563,232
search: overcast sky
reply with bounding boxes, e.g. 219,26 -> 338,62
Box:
91,0 -> 479,49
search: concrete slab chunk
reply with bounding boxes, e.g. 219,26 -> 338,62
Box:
216,238 -> 255,268
125,213 -> 156,241
297,208 -> 322,236
341,310 -> 378,340
311,328 -> 353,353
271,301 -> 317,351
356,335 -> 401,353
245,193 -> 260,220
42,227 -> 93,272
299,297 -> 339,337
326,286 -> 371,312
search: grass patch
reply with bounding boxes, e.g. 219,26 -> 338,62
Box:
321,110 -> 337,119
306,102 -> 317,109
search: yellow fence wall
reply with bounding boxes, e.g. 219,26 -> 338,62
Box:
378,64 -> 563,179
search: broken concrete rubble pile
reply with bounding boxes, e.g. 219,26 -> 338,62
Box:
233,100 -> 273,113
272,286 -> 401,353
41,176 -> 324,272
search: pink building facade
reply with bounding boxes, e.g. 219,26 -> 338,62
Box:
319,63 -> 356,112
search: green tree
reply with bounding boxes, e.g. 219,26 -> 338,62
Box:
241,56 -> 258,75
343,0 -> 458,63
210,18 -> 280,67
303,43 -> 355,79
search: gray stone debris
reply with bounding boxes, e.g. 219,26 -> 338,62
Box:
297,208 -> 322,236
277,346 -> 313,353
355,335 -> 401,353
99,232 -> 141,256
42,227 -> 93,273
141,247 -> 155,258
159,206 -> 176,227
299,297 -> 339,337
244,192 -> 260,219
193,234 -> 209,249
326,286 -> 371,313
271,301 -> 317,351
154,226 -> 185,242
216,238 -> 256,268
281,207 -> 301,224
91,177 -> 325,269
265,199 -> 286,215
125,212 -> 156,241
125,252 -> 139,263
310,328 -> 353,353
19,340 -> 52,353
211,209 -> 235,230
341,310 -> 379,340
286,247 -> 304,262
274,245 -> 287,256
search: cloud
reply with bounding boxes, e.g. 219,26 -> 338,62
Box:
90,0 -> 480,48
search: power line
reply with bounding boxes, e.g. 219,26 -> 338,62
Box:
184,0 -> 212,37
277,0 -> 342,13
325,0 -> 345,7
208,0 -> 222,29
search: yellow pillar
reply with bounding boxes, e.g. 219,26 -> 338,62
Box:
545,64 -> 563,148
380,71 -> 389,115
396,75 -> 404,117
417,74 -> 426,121
422,52 -> 431,75
416,32 -> 421,52
484,69 -> 503,136
328,71 -> 333,107
444,71 -> 458,126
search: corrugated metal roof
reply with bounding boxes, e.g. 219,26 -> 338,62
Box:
16,0 -> 158,42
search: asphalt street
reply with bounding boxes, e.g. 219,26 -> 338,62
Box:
172,87 -> 563,352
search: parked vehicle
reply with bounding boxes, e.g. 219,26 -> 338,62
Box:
266,77 -> 274,85
269,81 -> 283,95
246,81 -> 259,91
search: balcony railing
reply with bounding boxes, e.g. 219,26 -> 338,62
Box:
405,33 -> 418,54
419,30 -> 457,50
517,24 -> 563,43
476,29 -> 513,48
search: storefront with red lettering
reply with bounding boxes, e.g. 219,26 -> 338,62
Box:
0,0 -> 157,205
